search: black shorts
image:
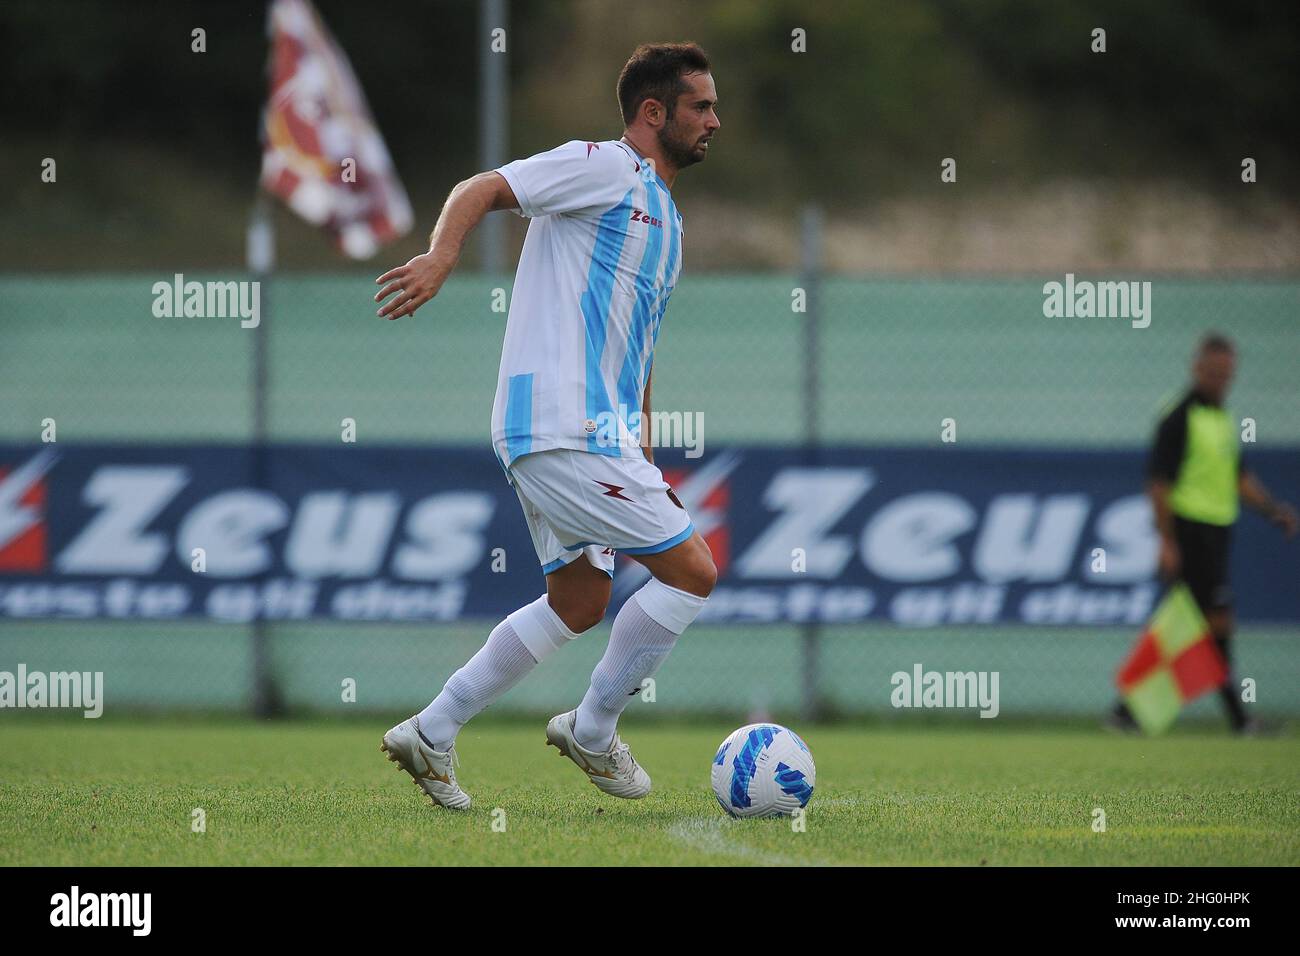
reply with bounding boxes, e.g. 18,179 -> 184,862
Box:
1174,516 -> 1233,612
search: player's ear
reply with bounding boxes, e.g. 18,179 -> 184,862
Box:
641,97 -> 666,128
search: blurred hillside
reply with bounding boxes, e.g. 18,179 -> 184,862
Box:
3,0 -> 1297,272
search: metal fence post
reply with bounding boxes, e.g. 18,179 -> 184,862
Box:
800,204 -> 824,723
247,192 -> 283,718
478,0 -> 508,274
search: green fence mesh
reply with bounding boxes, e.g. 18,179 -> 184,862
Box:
2,273 -> 1297,718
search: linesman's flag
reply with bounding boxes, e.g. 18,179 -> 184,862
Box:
260,0 -> 413,259
1115,584 -> 1227,734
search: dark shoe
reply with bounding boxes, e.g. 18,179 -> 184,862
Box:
1235,718 -> 1280,737
1103,710 -> 1140,734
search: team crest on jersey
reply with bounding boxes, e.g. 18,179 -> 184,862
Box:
583,418 -> 597,434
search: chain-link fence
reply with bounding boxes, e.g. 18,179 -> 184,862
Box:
2,268 -> 1297,719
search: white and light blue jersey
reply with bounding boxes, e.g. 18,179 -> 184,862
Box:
490,139 -> 684,474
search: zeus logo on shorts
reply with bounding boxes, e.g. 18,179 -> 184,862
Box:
594,481 -> 633,501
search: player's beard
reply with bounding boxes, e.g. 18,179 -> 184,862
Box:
657,114 -> 709,169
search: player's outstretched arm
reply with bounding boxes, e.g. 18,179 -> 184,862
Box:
1239,470 -> 1298,537
373,172 -> 519,320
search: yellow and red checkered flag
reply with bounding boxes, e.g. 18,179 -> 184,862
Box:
259,0 -> 413,259
1116,584 -> 1227,734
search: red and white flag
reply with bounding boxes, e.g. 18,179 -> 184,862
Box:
259,0 -> 413,259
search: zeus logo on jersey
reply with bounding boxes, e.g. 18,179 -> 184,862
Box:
629,209 -> 663,228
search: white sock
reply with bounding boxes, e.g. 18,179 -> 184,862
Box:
417,595 -> 577,750
573,578 -> 707,752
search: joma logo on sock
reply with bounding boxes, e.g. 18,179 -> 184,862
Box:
50,886 -> 151,936
890,664 -> 1000,718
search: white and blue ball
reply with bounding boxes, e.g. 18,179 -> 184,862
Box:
711,723 -> 815,818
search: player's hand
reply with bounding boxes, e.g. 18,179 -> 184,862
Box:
1271,502 -> 1298,538
373,251 -> 452,320
1157,537 -> 1181,580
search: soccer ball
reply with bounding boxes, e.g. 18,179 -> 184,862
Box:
711,723 -> 815,818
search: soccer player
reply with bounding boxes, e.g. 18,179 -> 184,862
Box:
1109,333 -> 1297,734
372,43 -> 721,808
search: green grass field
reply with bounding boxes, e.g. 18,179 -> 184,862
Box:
1,716 -> 1296,866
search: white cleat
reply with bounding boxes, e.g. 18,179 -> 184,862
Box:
545,709 -> 651,799
380,717 -> 471,810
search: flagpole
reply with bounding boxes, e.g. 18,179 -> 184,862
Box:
799,205 -> 824,724
250,0 -> 412,717
246,189 -> 282,718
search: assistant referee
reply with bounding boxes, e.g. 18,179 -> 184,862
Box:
1110,333 -> 1297,734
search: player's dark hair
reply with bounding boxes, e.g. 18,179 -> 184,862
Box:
617,42 -> 711,126
1197,332 -> 1236,356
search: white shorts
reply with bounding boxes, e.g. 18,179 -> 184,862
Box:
509,449 -> 695,578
